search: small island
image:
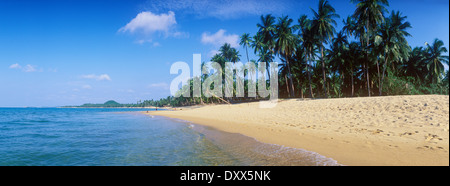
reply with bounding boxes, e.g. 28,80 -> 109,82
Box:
62,100 -> 164,108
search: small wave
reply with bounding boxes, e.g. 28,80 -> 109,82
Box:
22,133 -> 61,139
8,119 -> 52,124
253,143 -> 341,166
188,123 -> 342,166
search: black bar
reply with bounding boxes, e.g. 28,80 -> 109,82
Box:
2,166 -> 448,185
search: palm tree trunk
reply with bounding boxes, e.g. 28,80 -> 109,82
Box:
351,66 -> 354,97
245,46 -> 249,63
340,72 -> 344,98
366,20 -> 371,97
321,46 -> 328,98
296,78 -> 302,98
286,54 -> 295,97
307,57 -> 314,98
380,56 -> 389,96
300,83 -> 304,98
285,74 -> 290,97
366,61 -> 371,97
376,58 -> 381,96
267,49 -> 273,81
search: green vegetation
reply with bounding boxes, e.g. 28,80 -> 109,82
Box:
73,0 -> 449,108
66,100 -> 123,107
66,100 -> 149,108
156,0 -> 448,107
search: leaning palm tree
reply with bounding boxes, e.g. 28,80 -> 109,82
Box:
425,38 -> 449,84
274,16 -> 297,97
351,0 -> 389,96
240,33 -> 252,63
311,0 -> 340,98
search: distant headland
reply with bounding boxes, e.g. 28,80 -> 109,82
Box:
61,100 -> 161,108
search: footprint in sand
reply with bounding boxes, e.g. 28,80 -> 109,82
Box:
399,132 -> 414,137
425,134 -> 442,142
371,129 -> 383,134
417,145 -> 446,151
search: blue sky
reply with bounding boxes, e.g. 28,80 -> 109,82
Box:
0,0 -> 448,107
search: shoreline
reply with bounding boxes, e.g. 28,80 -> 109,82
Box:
156,115 -> 342,165
146,95 -> 449,166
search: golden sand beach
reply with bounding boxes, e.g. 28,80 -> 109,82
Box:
146,95 -> 449,166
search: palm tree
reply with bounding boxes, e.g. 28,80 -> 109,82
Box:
252,35 -> 273,81
257,14 -> 276,51
342,16 -> 358,39
256,15 -> 276,81
403,46 -> 428,83
216,43 -> 241,100
425,38 -> 449,84
351,0 -> 389,96
328,31 -> 348,96
311,0 -> 340,98
240,33 -> 252,62
346,42 -> 362,97
343,15 -> 366,96
274,16 -> 297,97
298,15 -> 318,98
293,42 -> 311,98
278,61 -> 290,97
248,59 -> 258,84
219,43 -> 240,63
251,33 -> 264,55
443,70 -> 449,88
377,10 -> 412,95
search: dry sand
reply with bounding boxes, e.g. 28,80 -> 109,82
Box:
146,95 -> 449,166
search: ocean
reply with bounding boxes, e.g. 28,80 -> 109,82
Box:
0,108 -> 339,166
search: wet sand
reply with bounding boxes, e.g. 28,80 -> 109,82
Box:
145,95 -> 449,166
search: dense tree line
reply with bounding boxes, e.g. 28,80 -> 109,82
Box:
138,0 -> 449,108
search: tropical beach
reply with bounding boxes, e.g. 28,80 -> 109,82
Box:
1,0 -> 449,169
148,95 -> 449,166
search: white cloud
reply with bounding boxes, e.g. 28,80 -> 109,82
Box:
9,63 -> 21,69
82,85 -> 92,89
143,0 -> 299,19
119,11 -> 188,45
208,50 -> 220,58
80,74 -> 111,81
135,39 -> 153,45
201,29 -> 239,48
119,11 -> 177,36
97,74 -> 111,81
47,68 -> 58,72
9,63 -> 42,72
23,64 -> 37,72
149,82 -> 169,90
152,42 -> 160,47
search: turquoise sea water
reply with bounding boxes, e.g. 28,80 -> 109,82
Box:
0,108 -> 339,166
